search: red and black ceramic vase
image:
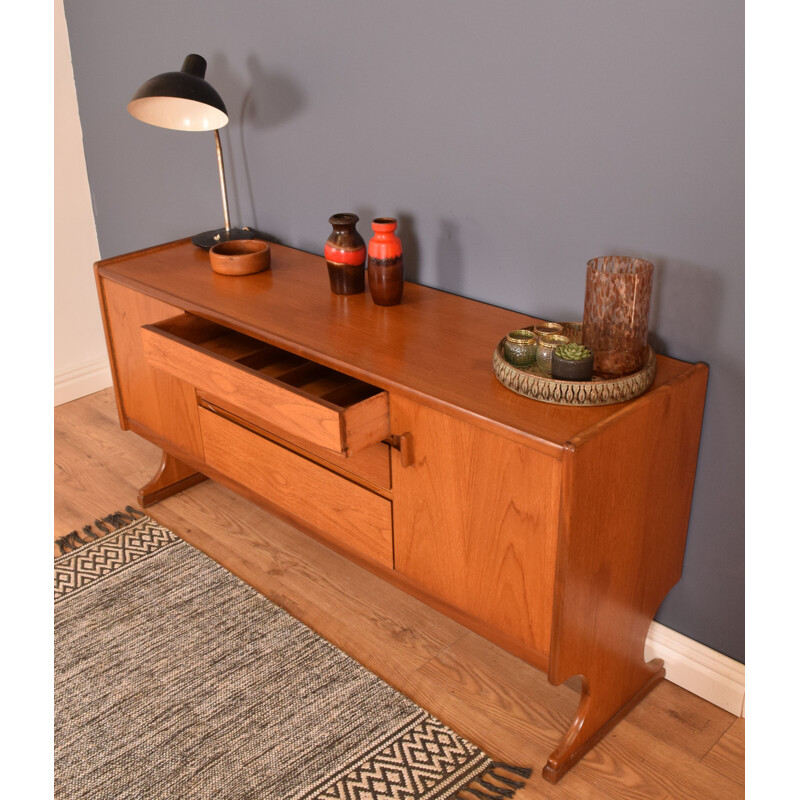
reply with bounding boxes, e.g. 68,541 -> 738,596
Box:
367,217 -> 404,306
324,213 -> 366,295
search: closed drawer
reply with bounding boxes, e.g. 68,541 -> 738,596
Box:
198,396 -> 392,491
199,406 -> 394,569
141,314 -> 390,456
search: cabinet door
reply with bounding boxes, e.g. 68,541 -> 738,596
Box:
98,278 -> 204,461
391,396 -> 560,664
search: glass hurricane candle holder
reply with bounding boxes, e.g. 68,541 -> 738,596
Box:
582,256 -> 654,377
533,322 -> 563,344
503,329 -> 538,366
535,333 -> 570,376
559,321 -> 583,344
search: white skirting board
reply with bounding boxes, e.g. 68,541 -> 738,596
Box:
646,621 -> 745,716
55,358 -> 113,406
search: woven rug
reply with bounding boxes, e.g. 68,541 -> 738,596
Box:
54,508 -> 532,800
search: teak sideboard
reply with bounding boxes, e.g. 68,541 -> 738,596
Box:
95,238 -> 708,782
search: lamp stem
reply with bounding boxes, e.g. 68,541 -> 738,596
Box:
213,129 -> 231,233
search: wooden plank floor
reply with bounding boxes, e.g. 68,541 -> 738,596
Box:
55,388 -> 745,799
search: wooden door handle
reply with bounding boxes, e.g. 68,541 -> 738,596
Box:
386,432 -> 414,468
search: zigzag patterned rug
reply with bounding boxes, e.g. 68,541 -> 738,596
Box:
54,509 -> 532,800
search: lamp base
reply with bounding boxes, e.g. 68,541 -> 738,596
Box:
192,227 -> 256,249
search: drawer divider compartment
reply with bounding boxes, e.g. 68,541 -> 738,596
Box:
141,313 -> 390,456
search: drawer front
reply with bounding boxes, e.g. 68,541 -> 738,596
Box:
141,314 -> 390,456
198,395 -> 392,491
199,407 -> 394,569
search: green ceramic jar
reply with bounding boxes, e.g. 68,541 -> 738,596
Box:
503,329 -> 537,366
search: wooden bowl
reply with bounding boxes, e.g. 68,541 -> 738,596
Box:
209,239 -> 270,276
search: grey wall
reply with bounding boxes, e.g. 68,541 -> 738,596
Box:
64,0 -> 744,662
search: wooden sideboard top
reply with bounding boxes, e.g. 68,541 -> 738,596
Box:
96,237 -> 704,455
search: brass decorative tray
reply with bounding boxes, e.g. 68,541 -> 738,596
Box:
492,324 -> 657,407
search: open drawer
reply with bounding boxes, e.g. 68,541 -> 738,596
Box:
141,314 -> 390,456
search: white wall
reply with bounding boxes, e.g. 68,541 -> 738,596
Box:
54,0 -> 110,405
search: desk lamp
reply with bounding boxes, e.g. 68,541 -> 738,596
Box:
127,54 -> 254,249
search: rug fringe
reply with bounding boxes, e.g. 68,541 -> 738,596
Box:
56,506 -> 145,555
452,762 -> 534,799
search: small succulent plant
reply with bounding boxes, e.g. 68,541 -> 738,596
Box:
555,342 -> 592,361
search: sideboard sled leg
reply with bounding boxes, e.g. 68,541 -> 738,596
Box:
542,657 -> 665,783
138,450 -> 207,507
541,366 -> 708,782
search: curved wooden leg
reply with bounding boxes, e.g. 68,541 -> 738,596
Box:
542,657 -> 665,783
138,450 -> 207,507
542,368 -> 708,782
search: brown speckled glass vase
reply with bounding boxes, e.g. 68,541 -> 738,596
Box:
324,213 -> 366,295
582,256 -> 654,377
367,218 -> 404,306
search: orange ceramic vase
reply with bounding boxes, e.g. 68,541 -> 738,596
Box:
367,217 -> 404,306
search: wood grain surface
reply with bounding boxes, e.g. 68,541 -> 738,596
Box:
141,315 -> 390,456
55,389 -> 744,799
97,278 -> 204,459
391,394 -> 560,665
94,238 -> 712,781
96,239 -> 696,458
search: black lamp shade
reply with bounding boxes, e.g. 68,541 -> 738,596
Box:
127,54 -> 229,131
126,53 -> 254,249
